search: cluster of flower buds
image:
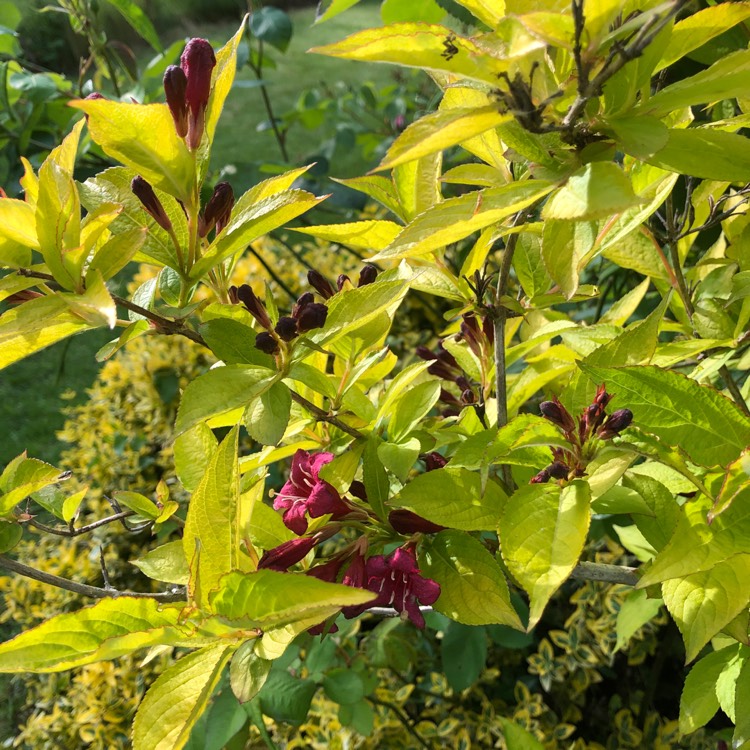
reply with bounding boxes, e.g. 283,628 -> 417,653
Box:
531,385 -> 633,484
199,182 -> 234,238
229,284 -> 328,356
307,263 -> 379,300
164,38 -> 216,150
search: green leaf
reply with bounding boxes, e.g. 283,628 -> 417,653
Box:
0,598 -> 184,673
0,456 -> 67,515
309,24 -> 507,85
541,219 -> 596,299
332,175 -> 404,220
500,481 -> 591,630
734,657 -> 750,747
323,668 -> 365,705
646,128 -> 750,182
363,437 -> 389,522
113,490 -> 160,520
441,622 -> 486,692
258,670 -> 316,725
420,530 -> 523,629
183,426 -> 240,607
371,182 -> 553,261
246,498 -> 295,551
174,423 -> 219,493
381,0 -> 444,23
389,380 -> 440,441
104,0 -> 162,51
498,718 -> 545,750
199,318 -> 271,367
0,520 -> 22,553
615,588 -> 663,653
641,48 -> 750,118
250,7 -> 292,52
376,106 -> 510,171
244,381 -> 291,446
378,437 -> 420,482
133,541 -> 190,585
679,645 -> 739,733
293,220 -> 401,251
662,554 -> 750,663
133,643 -> 234,750
209,570 -> 376,629
395,467 -> 506,531
393,153 -> 442,221
316,0 -> 363,23
0,196 -> 37,250
229,641 -> 272,704
656,4 -> 750,72
175,365 -> 274,436
579,364 -> 750,467
542,163 -> 642,221
191,190 -> 323,280
204,21 -> 244,148
441,0 -> 502,28
70,99 -> 195,202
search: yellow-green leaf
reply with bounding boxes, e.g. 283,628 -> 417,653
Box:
375,106 -> 510,171
450,0 -> 504,28
133,541 -> 190,585
500,481 -> 591,630
293,220 -> 401,251
133,643 -> 234,750
70,99 -> 195,202
0,198 -> 38,250
0,598 -> 185,673
183,426 -> 240,608
372,181 -> 553,261
205,20 -> 245,144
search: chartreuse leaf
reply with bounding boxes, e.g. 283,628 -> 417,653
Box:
114,491 -> 160,520
0,520 -> 22,553
175,365 -> 274,436
680,644 -> 739,733
371,181 -> 553,261
293,220 -> 401,251
132,643 -> 234,750
500,481 -> 591,630
498,718 -> 545,750
541,219 -> 596,299
662,555 -> 750,663
449,0 -> 503,28
133,541 -> 189,585
87,226 -> 146,282
646,128 -> 750,183
542,163 -> 642,221
230,641 -> 272,703
0,598 -> 184,673
735,658 -> 750,748
174,423 -> 218,494
0,456 -> 67,515
395,467 -> 506,531
393,153 -> 442,221
244,381 -> 291,446
0,197 -> 37,250
316,0 -> 363,22
310,24 -> 507,85
615,589 -> 663,653
246,494 -> 295,551
656,3 -> 750,72
420,530 -> 523,629
579,365 -> 750,467
105,0 -> 162,52
70,99 -> 195,202
209,570 -> 375,629
204,20 -> 244,145
190,190 -> 324,280
332,175 -> 404,220
183,427 -> 240,607
0,294 -> 91,372
375,106 -> 510,171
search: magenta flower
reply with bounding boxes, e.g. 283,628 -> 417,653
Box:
179,38 -> 216,149
273,450 -> 350,535
363,546 -> 440,628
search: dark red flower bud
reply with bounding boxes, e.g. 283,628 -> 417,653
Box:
388,509 -> 446,535
482,315 -> 495,346
597,408 -> 633,440
547,461 -> 569,479
163,65 -> 188,138
296,302 -> 328,332
436,345 -> 459,370
180,38 -> 216,150
6,290 -> 43,305
337,274 -> 350,291
255,331 -> 279,355
422,451 -> 448,471
461,388 -> 476,405
307,269 -> 335,299
539,398 -> 576,433
258,536 -> 317,571
358,264 -> 378,287
306,556 -> 345,583
349,480 -> 367,502
416,346 -> 437,361
455,375 -> 471,391
530,468 -> 551,484
131,176 -> 172,232
292,292 -> 315,318
85,92 -> 105,100
235,284 -> 272,330
438,388 -> 461,407
201,181 -> 233,237
275,316 -> 298,342
428,361 -> 457,380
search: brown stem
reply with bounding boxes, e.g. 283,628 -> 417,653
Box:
290,391 -> 365,440
26,511 -> 136,538
366,697 -> 434,750
0,554 -> 185,602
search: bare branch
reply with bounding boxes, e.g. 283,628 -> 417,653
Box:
26,511 -> 138,538
290,391 -> 365,440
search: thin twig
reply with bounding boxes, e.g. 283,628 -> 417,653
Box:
26,511 -> 136,538
572,561 -> 638,587
367,697 -> 434,750
290,391 -> 365,440
0,554 -> 186,602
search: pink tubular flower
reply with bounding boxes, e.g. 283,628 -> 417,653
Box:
257,536 -> 316,571
363,546 -> 440,628
180,38 -> 216,149
273,450 -> 350,535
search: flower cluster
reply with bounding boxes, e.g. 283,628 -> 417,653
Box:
257,449 -> 441,629
531,385 -> 633,483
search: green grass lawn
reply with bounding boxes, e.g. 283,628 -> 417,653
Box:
0,3 -> 393,467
